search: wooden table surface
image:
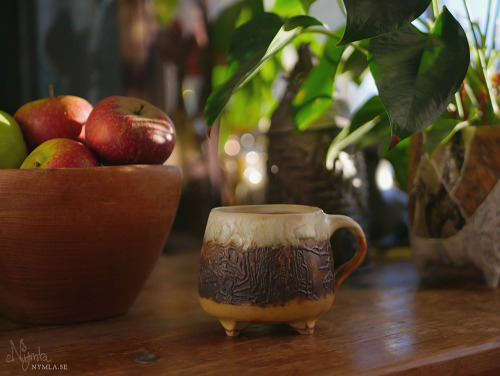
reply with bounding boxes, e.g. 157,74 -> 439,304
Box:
1,249 -> 499,376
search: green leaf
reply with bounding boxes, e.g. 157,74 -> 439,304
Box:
291,38 -> 345,130
205,13 -> 322,128
465,65 -> 483,98
209,0 -> 264,52
299,0 -> 316,13
217,69 -> 278,155
422,116 -> 462,156
220,75 -> 274,125
325,96 -> 389,169
272,0 -> 306,16
342,39 -> 370,84
205,54 -> 271,130
338,0 -> 431,45
350,96 -> 391,150
368,7 -> 470,145
350,96 -> 384,129
283,15 -> 323,30
228,13 -> 283,69
205,13 -> 282,128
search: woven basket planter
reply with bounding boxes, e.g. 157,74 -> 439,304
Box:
408,126 -> 500,287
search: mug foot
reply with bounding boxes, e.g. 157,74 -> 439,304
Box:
219,320 -> 248,336
288,318 -> 317,334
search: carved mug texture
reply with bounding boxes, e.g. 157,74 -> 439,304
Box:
198,204 -> 367,336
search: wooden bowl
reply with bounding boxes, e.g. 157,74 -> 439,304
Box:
0,165 -> 182,324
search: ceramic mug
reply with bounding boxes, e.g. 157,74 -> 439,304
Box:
198,204 -> 367,336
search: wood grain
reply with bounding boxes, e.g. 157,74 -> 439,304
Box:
0,249 -> 499,375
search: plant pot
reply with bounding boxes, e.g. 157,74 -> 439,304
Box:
408,126 -> 500,287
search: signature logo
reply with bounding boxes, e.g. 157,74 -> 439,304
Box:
6,339 -> 67,372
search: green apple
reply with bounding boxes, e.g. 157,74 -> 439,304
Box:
20,138 -> 100,169
0,110 -> 28,168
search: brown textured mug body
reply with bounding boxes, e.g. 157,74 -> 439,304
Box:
0,165 -> 182,324
198,204 -> 367,335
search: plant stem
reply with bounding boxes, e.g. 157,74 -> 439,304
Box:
464,83 -> 480,109
441,120 -> 469,145
308,28 -> 343,41
337,0 -> 346,16
485,0 -> 493,48
326,116 -> 380,170
305,29 -> 369,56
463,0 -> 500,116
462,0 -> 481,48
454,92 -> 465,119
431,0 -> 441,20
415,17 -> 431,31
488,0 -> 500,58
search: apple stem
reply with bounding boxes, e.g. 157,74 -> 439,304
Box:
49,84 -> 54,98
134,104 -> 145,115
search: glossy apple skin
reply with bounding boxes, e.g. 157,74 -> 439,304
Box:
14,96 -> 93,150
85,96 -> 176,165
20,138 -> 100,169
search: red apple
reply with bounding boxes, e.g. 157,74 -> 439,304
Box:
14,95 -> 93,150
20,138 -> 100,169
77,124 -> 86,143
85,96 -> 176,165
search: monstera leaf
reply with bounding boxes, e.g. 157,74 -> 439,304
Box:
205,13 -> 322,128
368,7 -> 470,147
339,0 -> 431,45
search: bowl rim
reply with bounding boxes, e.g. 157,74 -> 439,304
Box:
0,164 -> 182,174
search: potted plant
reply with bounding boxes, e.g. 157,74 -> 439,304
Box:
206,0 -> 469,149
205,0 -> 499,284
405,1 -> 500,288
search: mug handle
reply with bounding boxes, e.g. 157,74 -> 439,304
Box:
325,214 -> 367,290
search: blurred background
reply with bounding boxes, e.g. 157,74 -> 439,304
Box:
2,0 -> 476,254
